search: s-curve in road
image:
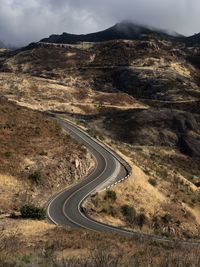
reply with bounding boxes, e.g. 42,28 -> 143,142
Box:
47,116 -> 128,232
47,116 -> 200,247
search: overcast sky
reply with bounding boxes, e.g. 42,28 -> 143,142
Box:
0,0 -> 200,46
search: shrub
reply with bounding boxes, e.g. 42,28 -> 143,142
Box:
10,212 -> 18,219
162,213 -> 173,224
20,204 -> 46,220
28,171 -> 42,184
121,204 -> 136,224
39,151 -> 48,156
105,190 -> 117,201
136,213 -> 147,229
4,151 -> 12,158
35,127 -> 41,135
148,178 -> 157,186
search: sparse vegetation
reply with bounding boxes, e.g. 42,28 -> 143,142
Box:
1,226 -> 200,267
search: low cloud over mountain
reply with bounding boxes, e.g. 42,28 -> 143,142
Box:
1,0 -> 200,46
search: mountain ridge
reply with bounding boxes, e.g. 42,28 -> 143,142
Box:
40,21 -> 200,46
40,21 -> 175,44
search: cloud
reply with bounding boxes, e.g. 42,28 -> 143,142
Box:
0,0 -> 200,46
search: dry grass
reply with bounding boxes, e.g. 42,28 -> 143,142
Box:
84,116 -> 200,239
0,73 -> 145,115
1,218 -> 200,267
0,98 -> 93,213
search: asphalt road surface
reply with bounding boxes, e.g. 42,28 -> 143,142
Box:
47,116 -> 200,247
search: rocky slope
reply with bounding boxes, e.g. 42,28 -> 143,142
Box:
104,108 -> 200,157
2,38 -> 200,104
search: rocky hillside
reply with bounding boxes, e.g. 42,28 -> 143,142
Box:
104,108 -> 200,156
2,38 -> 200,104
179,32 -> 200,46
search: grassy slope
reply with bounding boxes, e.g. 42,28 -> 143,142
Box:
0,98 -> 93,214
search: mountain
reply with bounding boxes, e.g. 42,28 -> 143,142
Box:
180,32 -> 200,46
40,21 -> 174,44
40,21 -> 200,46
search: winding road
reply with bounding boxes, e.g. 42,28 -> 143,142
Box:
47,116 -> 129,232
47,115 -> 200,246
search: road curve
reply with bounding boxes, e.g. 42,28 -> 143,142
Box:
47,116 -> 128,231
47,116 -> 200,247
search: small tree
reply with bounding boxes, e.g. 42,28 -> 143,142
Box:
121,204 -> 136,224
136,213 -> 147,229
148,178 -> 157,186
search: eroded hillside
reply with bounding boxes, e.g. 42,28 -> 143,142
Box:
1,40 -> 200,103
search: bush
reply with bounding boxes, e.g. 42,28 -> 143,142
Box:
121,204 -> 136,224
162,213 -> 173,224
39,151 -> 48,156
20,204 -> 46,220
136,213 -> 147,229
107,205 -> 117,217
148,178 -> 157,186
4,151 -> 12,158
28,171 -> 42,184
105,190 -> 117,201
10,212 -> 18,219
